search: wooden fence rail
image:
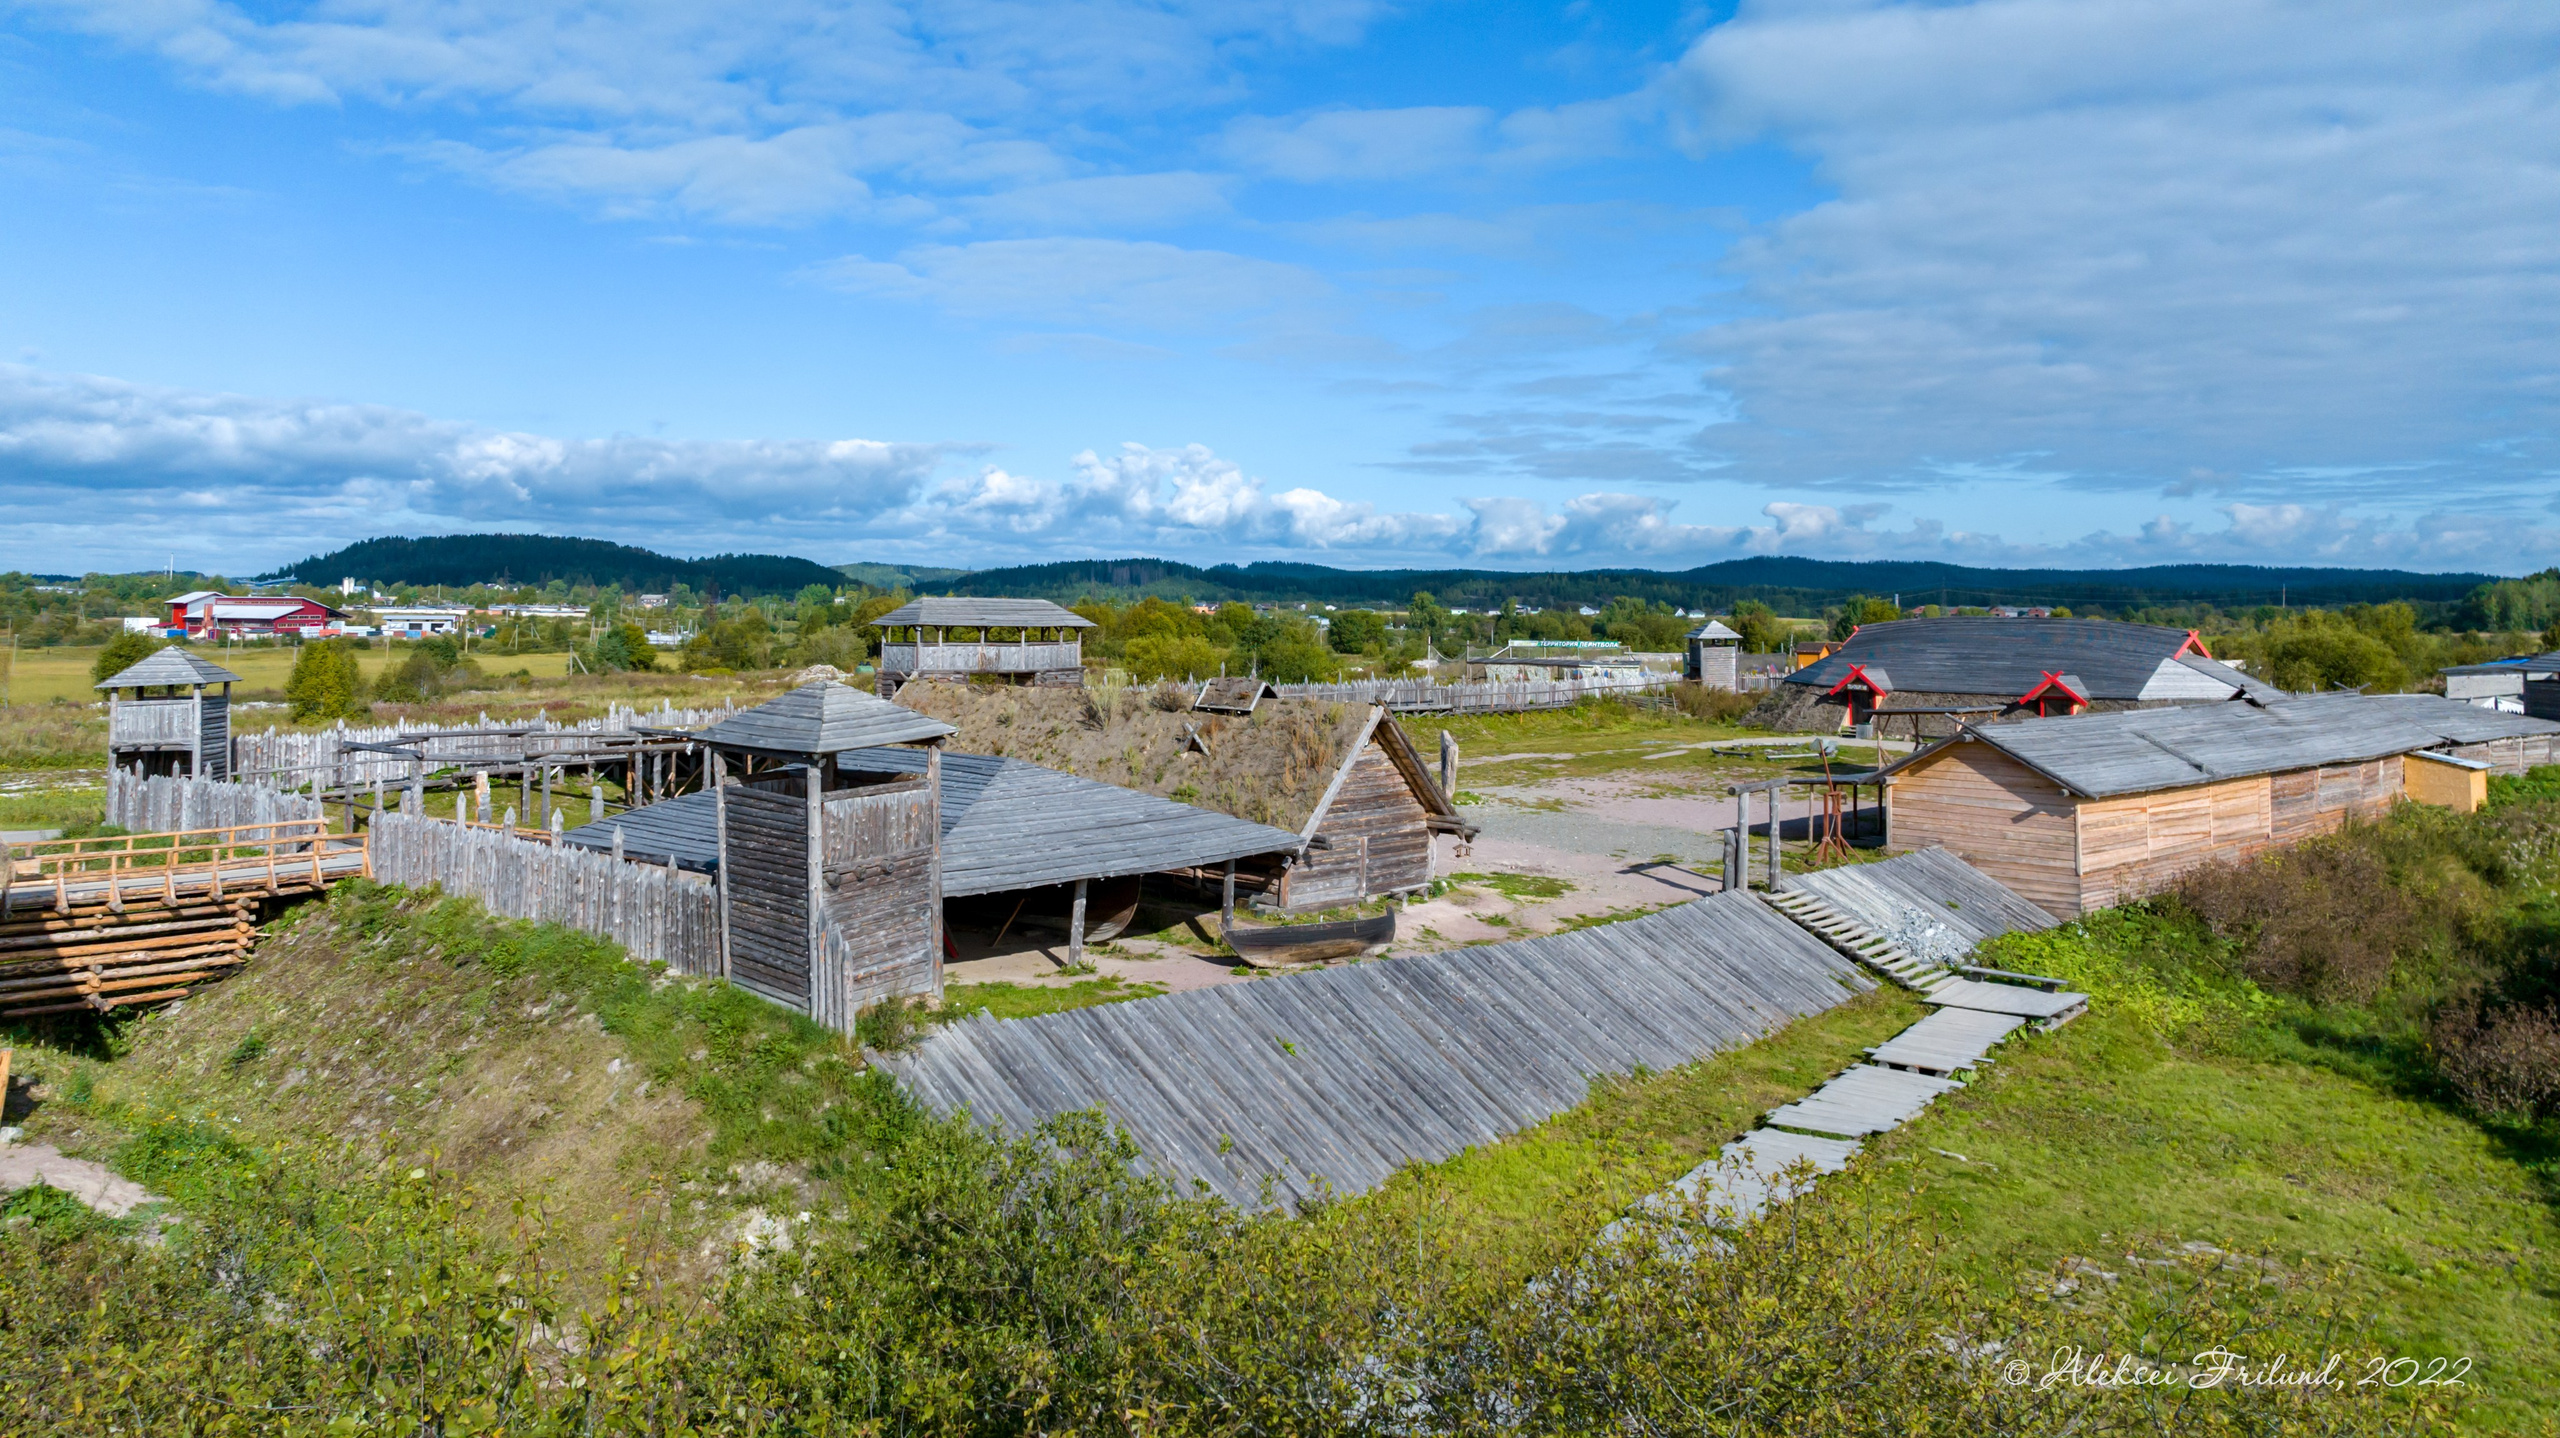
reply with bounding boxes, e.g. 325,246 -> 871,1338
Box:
369,812 -> 720,976
1273,676 -> 1668,714
4,818 -> 365,917
231,699 -> 741,788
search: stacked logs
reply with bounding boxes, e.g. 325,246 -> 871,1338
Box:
0,899 -> 262,1019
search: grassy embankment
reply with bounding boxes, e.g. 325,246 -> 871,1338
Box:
1376,781 -> 2560,1432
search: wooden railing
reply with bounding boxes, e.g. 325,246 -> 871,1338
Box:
108,699 -> 196,746
2,820 -> 370,916
877,641 -> 1082,675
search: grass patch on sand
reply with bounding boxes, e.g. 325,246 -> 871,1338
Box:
1449,871 -> 1573,901
938,975 -> 1167,1023
0,781 -> 105,835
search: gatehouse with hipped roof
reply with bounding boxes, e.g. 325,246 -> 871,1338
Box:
562,681 -> 1306,1022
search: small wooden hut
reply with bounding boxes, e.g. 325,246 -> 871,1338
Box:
869,597 -> 1093,699
98,648 -> 242,780
1878,695 -> 2560,919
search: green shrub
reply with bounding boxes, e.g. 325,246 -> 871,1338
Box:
282,637 -> 369,720
87,630 -> 164,685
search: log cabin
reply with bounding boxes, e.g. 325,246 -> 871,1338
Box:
1757,617 -> 2277,738
1878,693 -> 2560,919
891,681 -> 1475,912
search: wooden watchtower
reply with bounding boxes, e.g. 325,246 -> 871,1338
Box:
869,598 -> 1093,700
1685,620 -> 1742,689
697,682 -> 959,1028
98,648 -> 242,780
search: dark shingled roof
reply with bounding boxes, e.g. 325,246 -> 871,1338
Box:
95,647 -> 243,690
1894,694 -> 2453,799
870,597 -> 1095,629
563,750 -> 1304,895
1788,616 -> 2271,702
696,682 -> 955,755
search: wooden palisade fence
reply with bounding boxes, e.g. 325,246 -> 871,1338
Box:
1274,675 -> 1666,714
108,766 -> 326,835
369,812 -> 720,976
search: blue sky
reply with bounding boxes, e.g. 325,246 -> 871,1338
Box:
3,0 -> 2557,577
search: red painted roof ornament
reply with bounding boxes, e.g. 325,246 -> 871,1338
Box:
2179,628 -> 2212,659
2017,670 -> 2089,707
1826,662 -> 1887,698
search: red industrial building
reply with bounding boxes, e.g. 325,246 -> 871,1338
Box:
164,590 -> 348,638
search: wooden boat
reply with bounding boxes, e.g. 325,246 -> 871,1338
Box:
1221,910 -> 1395,967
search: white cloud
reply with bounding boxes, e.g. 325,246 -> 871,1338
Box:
1666,0 -> 2560,515
1222,107 -> 1494,181
807,238 -> 1333,330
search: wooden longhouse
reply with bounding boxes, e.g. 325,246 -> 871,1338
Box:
1760,617 -> 2276,737
1878,693 -> 2560,919
99,648 -> 242,780
869,597 -> 1093,700
891,682 -> 1475,913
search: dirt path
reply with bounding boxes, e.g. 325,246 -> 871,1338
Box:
0,1140 -> 157,1217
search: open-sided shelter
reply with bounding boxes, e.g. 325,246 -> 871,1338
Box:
1758,617 -> 2276,737
869,597 -> 1093,699
1877,694 -> 2560,919
98,648 -> 242,780
892,681 -> 1475,912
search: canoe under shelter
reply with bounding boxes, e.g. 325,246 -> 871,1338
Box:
1876,693 -> 2560,919
1755,616 -> 2278,738
562,681 -> 1304,1020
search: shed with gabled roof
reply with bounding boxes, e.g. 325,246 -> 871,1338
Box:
98,647 -> 243,781
1876,694 -> 2560,918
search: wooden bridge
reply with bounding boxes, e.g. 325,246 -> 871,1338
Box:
0,821 -> 370,1020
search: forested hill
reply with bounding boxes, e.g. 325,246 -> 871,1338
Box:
268,535 -> 844,596
905,555 -> 2498,614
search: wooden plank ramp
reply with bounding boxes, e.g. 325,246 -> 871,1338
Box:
876,888 -> 1877,1210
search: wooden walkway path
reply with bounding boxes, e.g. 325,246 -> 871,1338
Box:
878,889 -> 1876,1209
1615,850 -> 2089,1242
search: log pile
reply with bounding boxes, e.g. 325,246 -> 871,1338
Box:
0,898 -> 263,1019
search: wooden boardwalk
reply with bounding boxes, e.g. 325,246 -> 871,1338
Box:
878,889 -> 1875,1209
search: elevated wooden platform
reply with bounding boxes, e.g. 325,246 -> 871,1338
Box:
0,821 -> 369,1019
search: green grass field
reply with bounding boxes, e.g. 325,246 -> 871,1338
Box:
0,640 -> 427,705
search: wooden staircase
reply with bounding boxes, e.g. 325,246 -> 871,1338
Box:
1759,888 -> 1949,991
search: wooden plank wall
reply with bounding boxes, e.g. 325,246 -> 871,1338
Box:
1284,745 -> 1434,911
2448,734 -> 2560,775
369,813 -> 718,973
812,780 -> 942,1030
2076,757 -> 2403,911
107,769 -> 324,836
198,694 -> 230,780
1883,746 -> 2085,918
722,784 -> 812,1009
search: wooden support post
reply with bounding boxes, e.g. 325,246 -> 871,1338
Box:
1222,859 -> 1236,932
926,744 -> 944,996
1067,877 -> 1087,968
541,763 -> 553,830
1767,783 -> 1782,888
611,825 -> 624,862
589,763 -> 601,822
1438,729 -> 1457,800
711,748 -> 731,981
